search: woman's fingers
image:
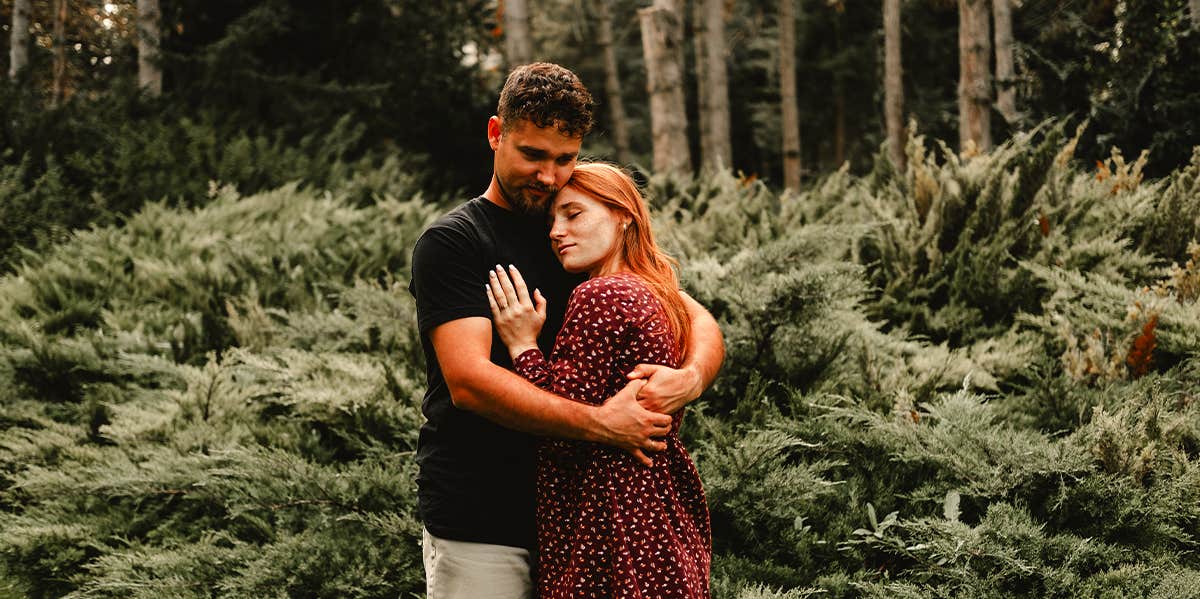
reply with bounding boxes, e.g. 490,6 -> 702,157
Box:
494,264 -> 521,307
533,288 -> 547,318
508,265 -> 533,306
489,266 -> 541,320
487,271 -> 508,310
486,283 -> 501,315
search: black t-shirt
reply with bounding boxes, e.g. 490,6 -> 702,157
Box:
408,196 -> 583,549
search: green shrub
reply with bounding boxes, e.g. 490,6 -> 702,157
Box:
4,127 -> 1200,596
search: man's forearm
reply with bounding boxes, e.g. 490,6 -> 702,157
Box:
431,317 -> 670,463
622,294 -> 724,415
681,293 -> 725,398
448,362 -> 601,442
447,359 -> 670,465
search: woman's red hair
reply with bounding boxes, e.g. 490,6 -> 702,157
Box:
564,162 -> 690,352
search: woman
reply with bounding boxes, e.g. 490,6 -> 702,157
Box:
485,162 -> 711,598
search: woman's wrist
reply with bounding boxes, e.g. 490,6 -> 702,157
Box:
509,342 -> 539,361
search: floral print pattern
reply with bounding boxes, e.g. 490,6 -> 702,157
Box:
514,273 -> 711,598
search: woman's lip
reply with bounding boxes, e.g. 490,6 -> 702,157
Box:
557,243 -> 575,255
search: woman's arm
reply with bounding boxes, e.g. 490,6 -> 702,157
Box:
512,348 -> 554,390
486,264 -> 546,361
488,269 -> 629,401
486,264 -> 581,391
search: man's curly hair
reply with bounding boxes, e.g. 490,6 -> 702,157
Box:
497,63 -> 594,138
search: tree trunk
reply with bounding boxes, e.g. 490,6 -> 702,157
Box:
832,12 -> 845,167
834,79 -> 845,166
655,0 -> 683,15
138,0 -> 163,96
779,0 -> 802,190
504,0 -> 534,67
992,0 -> 1018,125
957,0 -> 991,154
639,2 -> 692,177
597,0 -> 632,165
694,0 -> 732,171
51,0 -> 68,107
8,0 -> 31,80
883,0 -> 905,170
1190,0 -> 1199,31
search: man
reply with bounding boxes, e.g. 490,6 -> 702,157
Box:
409,63 -> 724,598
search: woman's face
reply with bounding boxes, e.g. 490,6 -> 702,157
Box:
548,187 -> 628,276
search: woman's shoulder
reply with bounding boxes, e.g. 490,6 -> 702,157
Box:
570,273 -> 658,312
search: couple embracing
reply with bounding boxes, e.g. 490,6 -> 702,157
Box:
409,63 -> 725,598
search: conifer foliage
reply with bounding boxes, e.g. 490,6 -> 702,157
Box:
3,127 -> 1200,596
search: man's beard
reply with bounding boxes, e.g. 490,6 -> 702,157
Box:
499,176 -> 556,217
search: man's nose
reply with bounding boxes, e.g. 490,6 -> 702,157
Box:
536,166 -> 555,187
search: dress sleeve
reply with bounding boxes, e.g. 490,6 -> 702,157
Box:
511,277 -> 639,401
513,349 -> 553,389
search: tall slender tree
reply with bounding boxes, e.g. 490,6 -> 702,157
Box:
8,0 -> 31,81
883,0 -> 905,170
51,0 -> 68,107
639,0 -> 692,176
780,0 -> 802,190
138,0 -> 163,96
832,15 -> 846,167
1191,0 -> 1199,30
694,0 -> 732,171
504,0 -> 534,66
992,0 -> 1018,126
957,0 -> 991,153
596,0 -> 632,165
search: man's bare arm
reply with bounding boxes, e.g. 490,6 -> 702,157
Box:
629,292 -> 725,414
680,291 -> 725,389
431,317 -> 671,465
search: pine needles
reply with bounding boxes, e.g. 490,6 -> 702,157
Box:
3,124 -> 1200,596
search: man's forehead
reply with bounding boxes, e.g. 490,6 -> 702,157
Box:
507,118 -> 584,143
516,143 -> 580,158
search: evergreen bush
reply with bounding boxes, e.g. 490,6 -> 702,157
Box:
2,125 -> 1199,596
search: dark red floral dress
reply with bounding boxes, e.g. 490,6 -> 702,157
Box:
513,273 -> 711,599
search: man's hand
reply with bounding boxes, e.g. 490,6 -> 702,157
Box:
592,379 -> 672,466
626,364 -> 703,415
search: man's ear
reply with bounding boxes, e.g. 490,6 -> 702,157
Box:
487,116 -> 502,151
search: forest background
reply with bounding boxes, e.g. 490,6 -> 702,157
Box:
1,0 -> 1200,597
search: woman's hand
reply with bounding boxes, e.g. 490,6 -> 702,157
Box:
486,264 -> 546,360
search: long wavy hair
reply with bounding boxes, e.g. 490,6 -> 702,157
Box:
564,162 -> 690,352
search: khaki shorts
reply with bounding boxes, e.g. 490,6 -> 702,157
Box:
422,528 -> 533,599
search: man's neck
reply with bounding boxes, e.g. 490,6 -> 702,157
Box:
483,176 -> 512,211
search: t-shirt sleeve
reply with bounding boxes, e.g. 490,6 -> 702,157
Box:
410,224 -> 490,335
